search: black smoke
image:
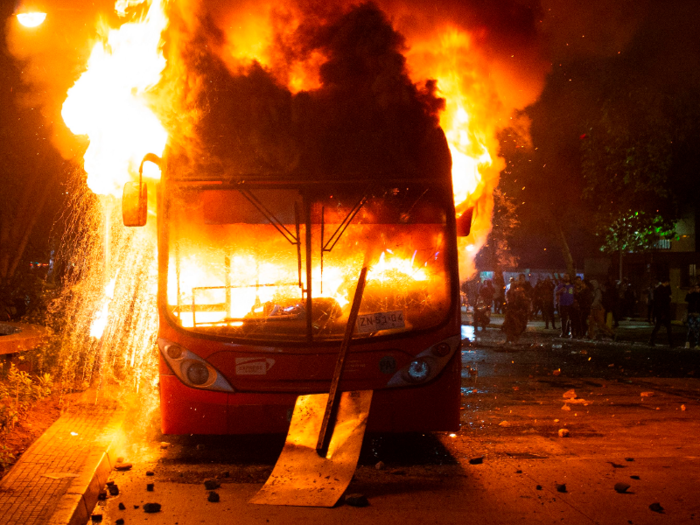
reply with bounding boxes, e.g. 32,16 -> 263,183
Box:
163,2 -> 451,181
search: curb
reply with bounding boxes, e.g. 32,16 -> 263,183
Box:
45,409 -> 126,525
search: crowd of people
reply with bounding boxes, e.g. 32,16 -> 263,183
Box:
462,274 -> 700,349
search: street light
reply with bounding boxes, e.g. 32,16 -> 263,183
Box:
16,12 -> 46,27
15,0 -> 48,28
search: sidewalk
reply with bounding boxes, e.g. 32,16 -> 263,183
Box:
0,392 -> 124,525
463,309 -> 689,348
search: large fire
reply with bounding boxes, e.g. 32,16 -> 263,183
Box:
61,0 -> 506,341
9,0 -> 533,377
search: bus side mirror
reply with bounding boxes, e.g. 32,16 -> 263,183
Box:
456,207 -> 474,237
122,181 -> 148,227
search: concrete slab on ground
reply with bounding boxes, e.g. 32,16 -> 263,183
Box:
0,322 -> 50,356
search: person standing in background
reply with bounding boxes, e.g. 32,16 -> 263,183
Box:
649,279 -> 674,347
502,280 -> 530,344
493,273 -> 506,314
685,283 -> 700,349
588,280 -> 616,340
540,276 -> 557,330
556,274 -> 575,338
479,279 -> 495,312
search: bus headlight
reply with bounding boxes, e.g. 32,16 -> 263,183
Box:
406,359 -> 431,383
185,361 -> 210,385
158,338 -> 235,393
166,344 -> 184,360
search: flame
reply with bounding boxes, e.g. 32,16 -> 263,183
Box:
405,29 -> 501,208
404,28 -> 505,278
169,248 -> 434,330
61,0 -> 168,197
16,12 -> 47,28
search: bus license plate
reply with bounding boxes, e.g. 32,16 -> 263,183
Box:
356,311 -> 405,333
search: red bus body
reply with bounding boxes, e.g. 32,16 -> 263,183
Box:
155,170 -> 463,434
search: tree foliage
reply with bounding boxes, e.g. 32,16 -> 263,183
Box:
581,84 -> 700,253
476,187 -> 520,270
595,210 -> 674,255
499,0 -> 700,267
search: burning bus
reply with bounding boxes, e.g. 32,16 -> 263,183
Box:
41,0 -> 507,437
123,150 -> 471,434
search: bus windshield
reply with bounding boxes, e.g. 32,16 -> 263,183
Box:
165,182 -> 453,342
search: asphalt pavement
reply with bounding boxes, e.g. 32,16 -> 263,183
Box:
84,313 -> 700,525
4,312 -> 700,524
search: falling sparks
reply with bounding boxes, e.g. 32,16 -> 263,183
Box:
90,277 -> 116,338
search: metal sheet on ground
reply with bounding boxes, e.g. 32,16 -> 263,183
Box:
251,389 -> 373,507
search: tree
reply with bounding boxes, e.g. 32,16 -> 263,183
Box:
0,5 -> 67,317
498,104 -> 594,279
500,0 -> 700,277
476,187 -> 520,271
580,77 -> 700,267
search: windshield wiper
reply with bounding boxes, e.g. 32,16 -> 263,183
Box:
239,189 -> 299,246
320,188 -> 370,294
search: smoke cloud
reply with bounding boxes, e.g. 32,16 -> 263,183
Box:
162,2 -> 451,181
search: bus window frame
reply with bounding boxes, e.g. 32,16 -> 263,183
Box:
157,177 -> 462,349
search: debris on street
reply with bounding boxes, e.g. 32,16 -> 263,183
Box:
649,502 -> 664,513
614,482 -> 630,493
204,478 -> 221,490
345,494 -> 370,507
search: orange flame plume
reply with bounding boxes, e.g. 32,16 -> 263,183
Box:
61,0 -> 169,197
